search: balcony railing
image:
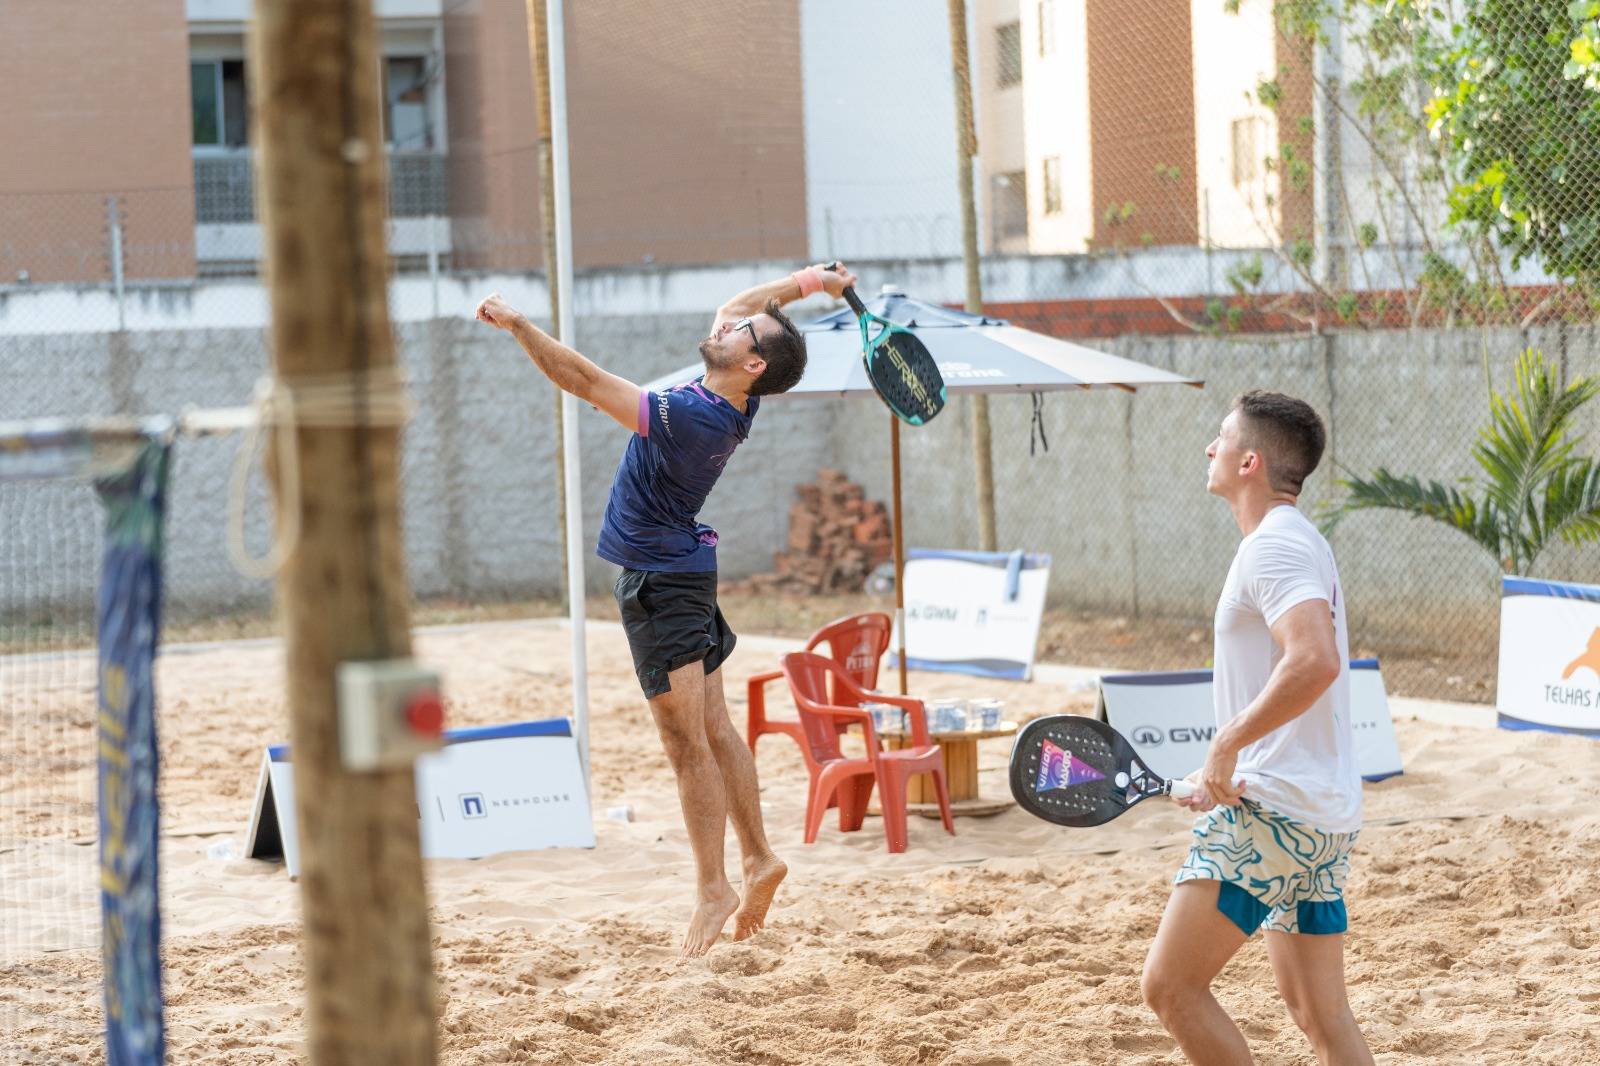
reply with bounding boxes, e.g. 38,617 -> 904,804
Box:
193,151 -> 448,224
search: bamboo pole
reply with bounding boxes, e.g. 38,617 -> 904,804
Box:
946,0 -> 997,551
525,0 -> 569,610
252,1 -> 436,1060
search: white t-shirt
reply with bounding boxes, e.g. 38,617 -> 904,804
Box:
1213,505 -> 1361,833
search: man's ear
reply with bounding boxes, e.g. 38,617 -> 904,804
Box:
743,356 -> 767,377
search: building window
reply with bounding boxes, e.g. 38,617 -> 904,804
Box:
1231,116 -> 1263,186
995,22 -> 1022,88
1042,157 -> 1062,215
993,171 -> 1028,241
190,60 -> 249,148
383,55 -> 435,151
1038,0 -> 1057,57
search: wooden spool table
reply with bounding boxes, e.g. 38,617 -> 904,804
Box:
882,721 -> 1018,818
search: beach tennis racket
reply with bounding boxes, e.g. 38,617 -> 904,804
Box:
826,263 -> 947,426
1009,716 -> 1202,828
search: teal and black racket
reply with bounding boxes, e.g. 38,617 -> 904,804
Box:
828,265 -> 947,426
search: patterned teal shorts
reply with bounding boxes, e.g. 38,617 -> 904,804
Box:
1175,798 -> 1358,936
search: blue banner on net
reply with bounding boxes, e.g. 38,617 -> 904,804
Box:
95,437 -> 170,1066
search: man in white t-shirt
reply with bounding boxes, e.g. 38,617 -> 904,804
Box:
1141,391 -> 1374,1065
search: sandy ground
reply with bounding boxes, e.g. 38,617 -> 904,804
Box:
3,618 -> 1599,1065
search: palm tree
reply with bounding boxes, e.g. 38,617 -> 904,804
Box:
1320,349 -> 1600,575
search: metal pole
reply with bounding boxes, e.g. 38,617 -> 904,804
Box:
427,214 -> 441,319
546,0 -> 589,788
947,0 -> 997,551
107,197 -> 126,332
891,414 -> 908,696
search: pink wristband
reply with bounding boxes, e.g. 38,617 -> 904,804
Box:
792,267 -> 823,298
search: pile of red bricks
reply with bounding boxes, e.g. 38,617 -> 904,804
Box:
736,469 -> 893,594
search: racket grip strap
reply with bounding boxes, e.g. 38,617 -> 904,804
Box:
1167,778 -> 1245,800
792,267 -> 823,298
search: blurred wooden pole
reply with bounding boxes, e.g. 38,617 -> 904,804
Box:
947,0 -> 997,551
251,1 -> 437,1061
526,0 -> 569,610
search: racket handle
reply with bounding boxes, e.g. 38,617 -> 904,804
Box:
819,261 -> 869,315
1167,778 -> 1245,800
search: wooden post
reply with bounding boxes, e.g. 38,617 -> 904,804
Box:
252,2 -> 437,1062
947,0 -> 998,551
526,0 -> 569,610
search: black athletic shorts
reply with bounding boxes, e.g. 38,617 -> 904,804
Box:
613,568 -> 737,698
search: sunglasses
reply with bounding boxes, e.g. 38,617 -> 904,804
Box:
733,317 -> 764,357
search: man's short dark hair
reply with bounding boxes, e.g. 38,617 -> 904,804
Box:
1233,390 -> 1326,494
749,299 -> 807,396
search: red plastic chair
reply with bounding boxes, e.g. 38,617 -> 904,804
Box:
781,651 -> 954,854
746,612 -> 892,756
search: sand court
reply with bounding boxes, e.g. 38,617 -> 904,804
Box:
4,618 -> 1600,1064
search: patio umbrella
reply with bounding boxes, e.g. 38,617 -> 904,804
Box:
643,286 -> 1204,692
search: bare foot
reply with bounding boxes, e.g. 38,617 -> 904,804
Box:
733,854 -> 788,941
681,883 -> 740,959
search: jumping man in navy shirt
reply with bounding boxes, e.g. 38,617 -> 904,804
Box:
475,262 -> 857,957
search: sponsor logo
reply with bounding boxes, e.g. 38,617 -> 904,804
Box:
1131,725 -> 1163,747
937,360 -> 1006,380
883,338 -> 934,410
460,793 -> 486,819
656,393 -> 673,438
1563,627 -> 1600,681
1035,738 -> 1106,792
1539,628 -> 1600,708
489,792 -> 574,808
1131,724 -> 1218,745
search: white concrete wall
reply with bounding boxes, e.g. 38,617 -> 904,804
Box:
0,248 -> 1314,337
1191,0 -> 1281,248
1021,0 -> 1092,253
4,291 -> 1593,660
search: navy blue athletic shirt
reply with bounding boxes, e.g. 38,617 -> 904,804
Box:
595,377 -> 759,572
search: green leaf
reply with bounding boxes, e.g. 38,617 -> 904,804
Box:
1324,350 -> 1600,575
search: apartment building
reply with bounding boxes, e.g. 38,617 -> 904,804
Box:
976,0 -> 1314,255
974,0 -> 1029,254
0,0 -> 807,283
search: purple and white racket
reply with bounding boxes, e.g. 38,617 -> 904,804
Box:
1009,715 -> 1201,828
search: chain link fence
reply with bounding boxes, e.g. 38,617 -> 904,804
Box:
2,0 -> 1597,701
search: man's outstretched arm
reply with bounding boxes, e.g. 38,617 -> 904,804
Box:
711,262 -> 858,333
476,292 -> 640,433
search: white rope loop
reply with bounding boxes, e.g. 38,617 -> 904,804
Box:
226,369 -> 413,580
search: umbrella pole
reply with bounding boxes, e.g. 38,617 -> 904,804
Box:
891,413 -> 908,696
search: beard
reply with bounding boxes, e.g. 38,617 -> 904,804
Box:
698,338 -> 735,370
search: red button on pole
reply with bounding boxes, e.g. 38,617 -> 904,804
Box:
405,691 -> 445,736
